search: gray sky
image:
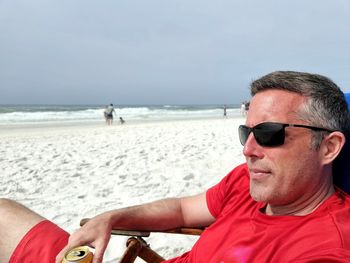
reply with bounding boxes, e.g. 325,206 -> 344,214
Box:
1,0 -> 350,105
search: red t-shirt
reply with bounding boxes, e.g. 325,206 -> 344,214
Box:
165,163 -> 350,262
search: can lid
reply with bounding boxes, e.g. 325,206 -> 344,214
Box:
64,246 -> 91,262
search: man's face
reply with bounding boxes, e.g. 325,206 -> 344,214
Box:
243,90 -> 324,206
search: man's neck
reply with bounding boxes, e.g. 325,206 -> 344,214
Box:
265,184 -> 335,216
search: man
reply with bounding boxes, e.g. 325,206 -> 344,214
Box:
1,71 -> 349,263
104,104 -> 116,125
223,105 -> 227,118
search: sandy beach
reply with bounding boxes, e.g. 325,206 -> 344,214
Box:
1,117 -> 246,262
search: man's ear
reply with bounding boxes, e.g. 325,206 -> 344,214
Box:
320,131 -> 346,165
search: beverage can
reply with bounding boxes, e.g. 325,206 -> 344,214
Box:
62,246 -> 93,263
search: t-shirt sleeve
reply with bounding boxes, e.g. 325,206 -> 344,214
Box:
206,163 -> 249,218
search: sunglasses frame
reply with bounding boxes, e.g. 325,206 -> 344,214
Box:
239,122 -> 335,147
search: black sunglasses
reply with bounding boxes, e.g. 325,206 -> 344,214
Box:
238,122 -> 335,147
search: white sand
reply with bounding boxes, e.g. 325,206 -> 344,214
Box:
0,117 -> 246,262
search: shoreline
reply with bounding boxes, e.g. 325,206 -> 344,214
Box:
0,116 -> 243,136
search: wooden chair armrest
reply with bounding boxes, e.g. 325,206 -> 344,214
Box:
80,218 -> 204,237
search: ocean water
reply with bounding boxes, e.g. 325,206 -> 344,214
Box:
0,104 -> 242,125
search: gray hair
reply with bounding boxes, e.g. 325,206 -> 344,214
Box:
250,71 -> 349,149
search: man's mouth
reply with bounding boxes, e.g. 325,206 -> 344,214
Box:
249,167 -> 272,181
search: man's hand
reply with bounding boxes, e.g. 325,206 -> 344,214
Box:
55,213 -> 113,263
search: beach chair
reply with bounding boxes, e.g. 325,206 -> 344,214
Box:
80,93 -> 350,263
333,92 -> 350,194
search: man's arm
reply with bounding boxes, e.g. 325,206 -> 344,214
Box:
180,193 -> 216,227
56,192 -> 214,263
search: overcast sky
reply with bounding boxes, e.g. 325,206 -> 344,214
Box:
1,0 -> 349,105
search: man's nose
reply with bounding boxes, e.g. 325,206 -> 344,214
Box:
243,132 -> 263,158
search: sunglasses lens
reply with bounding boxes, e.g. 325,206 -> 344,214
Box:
254,123 -> 285,146
238,123 -> 285,147
238,125 -> 250,145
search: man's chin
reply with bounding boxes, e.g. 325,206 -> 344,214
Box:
249,188 -> 272,203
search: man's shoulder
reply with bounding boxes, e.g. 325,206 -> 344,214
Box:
218,163 -> 250,194
320,189 -> 350,249
225,163 -> 249,182
228,163 -> 249,175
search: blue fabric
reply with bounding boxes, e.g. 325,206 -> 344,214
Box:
333,93 -> 350,194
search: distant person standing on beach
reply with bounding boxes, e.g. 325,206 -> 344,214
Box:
240,101 -> 249,117
104,104 -> 116,125
240,102 -> 246,116
223,105 -> 227,118
244,101 -> 250,113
